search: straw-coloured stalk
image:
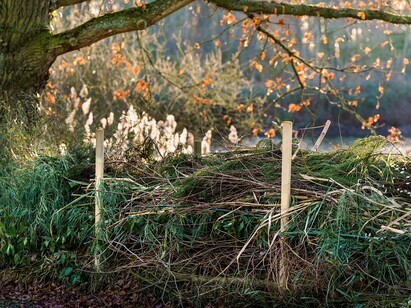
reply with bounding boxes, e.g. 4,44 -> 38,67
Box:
312,120 -> 331,151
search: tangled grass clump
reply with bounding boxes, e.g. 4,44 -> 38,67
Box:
1,135 -> 410,306
94,136 -> 411,306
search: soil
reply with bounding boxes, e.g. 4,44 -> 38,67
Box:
0,280 -> 174,307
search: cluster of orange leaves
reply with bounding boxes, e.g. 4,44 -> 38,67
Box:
193,96 -> 217,106
199,70 -> 215,93
362,114 -> 380,129
113,89 -> 130,101
251,127 -> 275,138
387,126 -> 401,142
220,12 -> 237,26
44,82 -> 56,105
110,43 -> 150,100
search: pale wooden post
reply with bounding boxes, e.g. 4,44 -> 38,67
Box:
95,128 -> 104,271
280,121 -> 292,289
312,120 -> 331,151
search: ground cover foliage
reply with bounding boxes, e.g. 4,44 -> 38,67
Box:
1,133 -> 411,306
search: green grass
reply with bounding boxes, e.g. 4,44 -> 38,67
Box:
0,133 -> 410,306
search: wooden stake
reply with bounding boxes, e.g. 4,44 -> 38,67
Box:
312,120 -> 331,151
95,128 -> 104,271
280,121 -> 292,289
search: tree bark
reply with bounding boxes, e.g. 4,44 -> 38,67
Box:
0,0 -> 54,117
0,0 -> 194,121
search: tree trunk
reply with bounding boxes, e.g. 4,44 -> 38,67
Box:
0,0 -> 55,120
0,0 -> 194,122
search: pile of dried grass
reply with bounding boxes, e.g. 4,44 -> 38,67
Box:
93,136 -> 410,305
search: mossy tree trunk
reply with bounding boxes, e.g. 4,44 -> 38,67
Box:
0,0 -> 54,118
0,0 -> 194,121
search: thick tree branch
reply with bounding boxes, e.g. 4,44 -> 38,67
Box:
209,0 -> 411,25
49,0 -> 194,56
50,0 -> 89,11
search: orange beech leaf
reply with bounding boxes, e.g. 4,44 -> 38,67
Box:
135,80 -> 148,93
113,89 -> 130,101
303,99 -> 310,107
278,19 -> 285,26
351,54 -> 361,62
111,43 -> 121,53
357,11 -> 366,20
246,104 -> 254,113
45,92 -> 56,104
221,12 -> 236,25
303,33 -> 312,39
135,0 -> 146,8
193,43 -> 200,49
387,126 -> 401,142
237,104 -> 245,112
363,47 -> 371,55
380,41 -> 389,48
252,128 -> 259,136
373,114 -> 380,123
265,80 -> 275,88
373,58 -> 381,67
240,38 -> 249,47
252,17 -> 262,27
73,56 -> 87,65
288,103 -> 302,113
59,60 -> 68,70
259,51 -> 266,60
402,58 -> 410,73
65,67 -> 75,74
264,128 -> 276,138
251,60 -> 263,72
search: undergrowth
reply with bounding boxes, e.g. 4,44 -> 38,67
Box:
1,125 -> 410,306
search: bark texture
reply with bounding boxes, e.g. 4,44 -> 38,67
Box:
0,0 -> 53,100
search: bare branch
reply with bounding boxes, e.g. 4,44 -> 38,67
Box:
50,0 -> 89,11
49,0 -> 194,56
209,0 -> 411,25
